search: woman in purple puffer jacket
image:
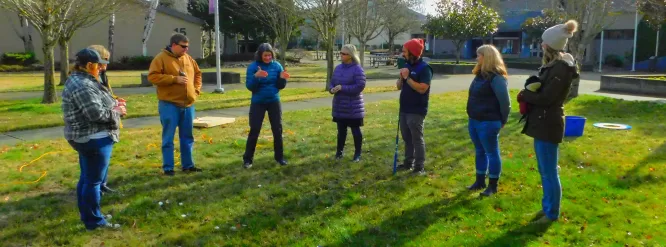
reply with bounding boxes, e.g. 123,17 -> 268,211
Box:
330,44 -> 366,162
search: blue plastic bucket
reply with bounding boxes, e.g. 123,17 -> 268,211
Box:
564,116 -> 586,137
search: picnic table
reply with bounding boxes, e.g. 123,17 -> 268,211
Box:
368,53 -> 397,68
312,51 -> 341,60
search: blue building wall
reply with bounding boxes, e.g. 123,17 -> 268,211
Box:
460,11 -> 543,59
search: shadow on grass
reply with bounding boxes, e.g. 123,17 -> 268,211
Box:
612,141 -> 666,189
327,190 -> 477,246
478,217 -> 554,247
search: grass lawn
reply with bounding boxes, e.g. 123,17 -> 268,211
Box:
0,91 -> 664,246
0,66 -> 395,93
643,76 -> 666,81
0,86 -> 395,133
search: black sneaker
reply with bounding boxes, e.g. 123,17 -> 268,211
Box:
164,170 -> 175,176
182,167 -> 203,172
277,160 -> 288,166
335,153 -> 343,160
243,162 -> 253,169
352,154 -> 361,162
396,164 -> 413,171
412,168 -> 426,176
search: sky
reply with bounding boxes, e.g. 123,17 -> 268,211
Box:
421,0 -> 439,16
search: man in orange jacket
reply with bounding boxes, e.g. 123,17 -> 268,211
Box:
148,34 -> 203,176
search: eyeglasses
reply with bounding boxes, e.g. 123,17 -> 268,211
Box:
340,52 -> 349,56
176,44 -> 189,49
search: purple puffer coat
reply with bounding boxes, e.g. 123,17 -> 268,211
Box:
330,62 -> 366,119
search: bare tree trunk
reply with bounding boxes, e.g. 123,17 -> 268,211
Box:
108,12 -> 115,62
209,30 -> 214,57
244,33 -> 250,53
279,36 -> 289,64
325,35 -> 334,90
42,46 -> 57,104
388,34 -> 395,53
58,39 -> 70,86
359,41 -> 366,67
455,42 -> 463,64
20,16 -> 34,53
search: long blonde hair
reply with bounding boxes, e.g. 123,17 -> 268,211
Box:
543,20 -> 578,65
473,45 -> 508,79
88,45 -> 110,60
341,44 -> 360,64
69,45 -> 110,76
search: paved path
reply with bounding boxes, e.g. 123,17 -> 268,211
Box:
1,69 -> 664,145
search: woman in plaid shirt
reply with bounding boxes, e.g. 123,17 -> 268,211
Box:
61,48 -> 126,230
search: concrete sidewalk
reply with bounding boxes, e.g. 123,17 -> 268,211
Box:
2,72 -> 664,145
0,80 -> 396,101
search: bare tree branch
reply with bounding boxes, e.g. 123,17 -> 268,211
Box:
229,0 -> 303,63
296,0 -> 342,88
343,0 -> 386,66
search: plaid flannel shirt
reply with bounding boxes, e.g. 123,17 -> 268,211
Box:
62,71 -> 120,142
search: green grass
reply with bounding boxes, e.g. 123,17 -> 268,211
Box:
0,86 -> 395,133
642,76 -> 666,81
0,91 -> 665,246
0,66 -> 395,93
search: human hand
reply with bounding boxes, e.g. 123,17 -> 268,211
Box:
280,68 -> 290,79
176,76 -> 188,84
331,85 -> 342,93
400,68 -> 409,79
113,105 -> 127,116
255,67 -> 268,78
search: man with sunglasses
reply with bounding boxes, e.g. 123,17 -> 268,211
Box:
148,33 -> 203,176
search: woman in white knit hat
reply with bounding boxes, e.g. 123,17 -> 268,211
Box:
517,19 -> 580,224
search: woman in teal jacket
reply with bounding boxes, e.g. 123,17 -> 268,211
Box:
243,43 -> 290,168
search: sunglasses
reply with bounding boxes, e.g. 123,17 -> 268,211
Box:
175,44 -> 189,49
340,52 -> 349,56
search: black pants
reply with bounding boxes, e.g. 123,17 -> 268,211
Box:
337,122 -> 363,156
243,102 -> 283,162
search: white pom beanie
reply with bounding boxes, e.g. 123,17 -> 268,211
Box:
542,20 -> 578,51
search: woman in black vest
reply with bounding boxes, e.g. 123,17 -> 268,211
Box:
466,45 -> 510,197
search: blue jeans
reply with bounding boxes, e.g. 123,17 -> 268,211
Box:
68,137 -> 114,230
158,101 -> 195,171
468,119 -> 502,178
534,138 -> 561,220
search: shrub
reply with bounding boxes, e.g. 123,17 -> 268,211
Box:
605,54 -> 624,67
0,65 -> 34,72
1,52 -> 38,66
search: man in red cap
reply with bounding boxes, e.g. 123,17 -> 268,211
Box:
395,38 -> 433,176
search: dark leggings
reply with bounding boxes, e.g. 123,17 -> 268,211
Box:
243,102 -> 283,163
337,122 -> 362,156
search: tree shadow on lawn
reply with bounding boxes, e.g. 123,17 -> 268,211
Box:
568,96 -> 666,189
612,141 -> 666,189
477,216 -> 554,247
326,190 -> 479,246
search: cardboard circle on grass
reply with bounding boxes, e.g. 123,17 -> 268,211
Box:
593,123 -> 632,130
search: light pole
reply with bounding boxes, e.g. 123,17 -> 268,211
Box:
213,0 -> 225,93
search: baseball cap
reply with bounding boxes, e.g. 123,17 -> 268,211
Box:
75,48 -> 109,65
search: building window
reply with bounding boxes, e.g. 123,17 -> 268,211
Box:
595,30 -> 635,40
